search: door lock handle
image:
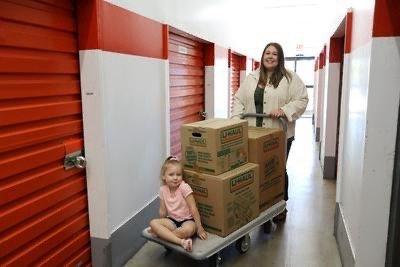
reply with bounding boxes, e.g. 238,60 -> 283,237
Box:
199,111 -> 207,118
73,156 -> 87,169
64,151 -> 87,170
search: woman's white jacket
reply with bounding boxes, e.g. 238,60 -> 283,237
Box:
231,69 -> 308,139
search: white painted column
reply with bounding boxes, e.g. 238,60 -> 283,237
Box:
313,60 -> 319,128
205,65 -> 215,119
80,50 -> 110,239
316,65 -> 325,143
336,53 -> 350,202
321,61 -> 341,177
214,46 -> 229,118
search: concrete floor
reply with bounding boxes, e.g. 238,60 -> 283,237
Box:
125,118 -> 342,267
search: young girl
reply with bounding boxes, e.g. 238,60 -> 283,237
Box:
149,156 -> 208,252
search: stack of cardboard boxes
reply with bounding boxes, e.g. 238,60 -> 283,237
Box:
181,119 -> 285,237
248,127 -> 286,212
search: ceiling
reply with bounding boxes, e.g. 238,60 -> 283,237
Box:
116,0 -> 349,58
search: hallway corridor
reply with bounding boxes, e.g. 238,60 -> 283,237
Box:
125,118 -> 342,267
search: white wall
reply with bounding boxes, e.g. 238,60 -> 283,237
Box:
245,57 -> 253,75
337,1 -> 375,261
214,47 -> 230,118
356,36 -> 400,267
334,1 -> 400,266
101,52 -> 168,232
80,50 -> 168,236
340,41 -> 371,258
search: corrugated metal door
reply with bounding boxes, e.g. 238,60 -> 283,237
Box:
169,32 -> 205,158
0,1 -> 91,266
230,52 -> 240,114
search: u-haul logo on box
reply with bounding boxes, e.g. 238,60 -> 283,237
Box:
189,137 -> 207,146
264,156 -> 278,177
230,170 -> 254,192
263,137 -> 279,152
191,184 -> 208,197
220,126 -> 243,144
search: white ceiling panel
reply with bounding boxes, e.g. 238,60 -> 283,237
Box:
108,0 -> 350,57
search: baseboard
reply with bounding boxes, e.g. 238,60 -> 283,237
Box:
90,198 -> 159,267
334,203 -> 355,267
91,237 -> 112,267
323,156 -> 336,179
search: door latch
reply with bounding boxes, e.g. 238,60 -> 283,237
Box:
64,150 -> 87,170
199,111 -> 207,118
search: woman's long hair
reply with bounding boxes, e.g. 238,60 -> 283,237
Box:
257,42 -> 291,88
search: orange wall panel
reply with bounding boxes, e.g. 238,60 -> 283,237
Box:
77,0 -> 165,59
373,0 -> 400,37
344,11 -> 353,54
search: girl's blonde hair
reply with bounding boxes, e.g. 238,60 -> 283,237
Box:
160,156 -> 182,184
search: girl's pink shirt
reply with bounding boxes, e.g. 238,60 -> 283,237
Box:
159,181 -> 194,221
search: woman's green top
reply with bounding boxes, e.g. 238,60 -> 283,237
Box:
254,86 -> 264,127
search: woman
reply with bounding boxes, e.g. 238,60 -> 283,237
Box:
231,42 -> 308,221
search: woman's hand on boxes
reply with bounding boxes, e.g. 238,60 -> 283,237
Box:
197,225 -> 208,240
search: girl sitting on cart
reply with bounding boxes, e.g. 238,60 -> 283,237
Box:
149,156 -> 208,252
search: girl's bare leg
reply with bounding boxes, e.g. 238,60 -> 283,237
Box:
149,218 -> 193,251
173,221 -> 196,239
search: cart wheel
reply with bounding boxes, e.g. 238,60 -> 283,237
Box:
263,220 -> 272,234
263,220 -> 276,234
235,234 -> 250,254
209,253 -> 222,267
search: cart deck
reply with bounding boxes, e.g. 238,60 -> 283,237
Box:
142,200 -> 286,261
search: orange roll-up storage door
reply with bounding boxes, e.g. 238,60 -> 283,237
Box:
169,32 -> 205,159
230,52 -> 240,114
0,1 -> 91,266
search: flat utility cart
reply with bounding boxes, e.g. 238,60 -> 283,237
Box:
142,200 -> 286,266
142,114 -> 288,266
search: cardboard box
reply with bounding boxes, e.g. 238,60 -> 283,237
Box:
184,163 -> 259,237
181,119 -> 248,175
248,127 -> 285,212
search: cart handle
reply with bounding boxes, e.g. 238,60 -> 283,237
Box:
240,113 -> 287,133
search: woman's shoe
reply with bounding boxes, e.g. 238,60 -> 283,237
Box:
273,208 -> 287,223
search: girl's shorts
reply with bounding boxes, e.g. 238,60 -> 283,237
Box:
167,217 -> 194,228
